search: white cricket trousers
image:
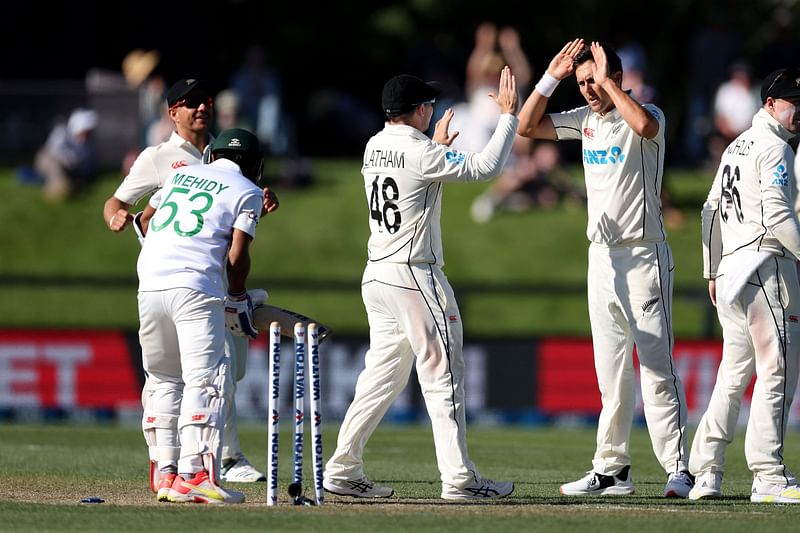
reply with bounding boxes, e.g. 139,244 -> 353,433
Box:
689,255 -> 800,484
324,262 -> 477,489
587,241 -> 689,475
138,288 -> 226,474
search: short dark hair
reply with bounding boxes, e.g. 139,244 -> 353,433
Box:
575,42 -> 623,75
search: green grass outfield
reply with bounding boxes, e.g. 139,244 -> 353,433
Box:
0,162 -> 718,337
2,424 -> 799,532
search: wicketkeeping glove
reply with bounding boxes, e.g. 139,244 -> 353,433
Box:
224,291 -> 259,340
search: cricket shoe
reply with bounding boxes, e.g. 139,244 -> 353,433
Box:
664,470 -> 694,498
323,476 -> 394,498
441,474 -> 514,500
688,471 -> 722,500
750,476 -> 800,503
220,454 -> 266,483
560,466 -> 634,496
167,471 -> 245,504
156,472 -> 177,502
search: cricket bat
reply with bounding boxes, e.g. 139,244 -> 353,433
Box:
252,304 -> 332,342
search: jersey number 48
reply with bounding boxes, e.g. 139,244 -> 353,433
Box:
369,176 -> 401,233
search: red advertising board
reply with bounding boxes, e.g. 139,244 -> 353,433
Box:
537,338 -> 760,422
0,330 -> 141,409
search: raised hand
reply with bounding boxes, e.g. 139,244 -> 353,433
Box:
547,38 -> 585,81
432,108 -> 460,146
261,186 -> 279,216
590,41 -> 609,86
489,66 -> 518,115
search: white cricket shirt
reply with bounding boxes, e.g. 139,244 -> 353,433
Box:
137,159 -> 262,298
702,108 -> 800,278
113,131 -> 212,206
363,114 -> 518,266
549,102 -> 667,246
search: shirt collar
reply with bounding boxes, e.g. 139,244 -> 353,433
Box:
383,122 -> 429,141
752,107 -> 795,142
167,131 -> 213,158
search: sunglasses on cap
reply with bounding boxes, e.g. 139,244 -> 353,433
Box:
170,94 -> 213,110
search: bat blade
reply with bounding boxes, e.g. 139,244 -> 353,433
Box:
252,304 -> 331,342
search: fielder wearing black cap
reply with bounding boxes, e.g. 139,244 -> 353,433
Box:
167,78 -> 211,109
382,74 -> 440,117
761,67 -> 800,103
211,128 -> 263,183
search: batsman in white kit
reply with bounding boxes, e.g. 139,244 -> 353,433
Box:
691,68 -> 800,503
517,40 -> 693,497
103,79 -> 272,484
323,68 -> 519,500
135,128 -> 265,504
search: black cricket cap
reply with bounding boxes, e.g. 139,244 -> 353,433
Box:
761,67 -> 800,103
382,74 -> 439,116
166,78 -> 207,107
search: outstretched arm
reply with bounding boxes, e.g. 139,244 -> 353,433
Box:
517,38 -> 584,140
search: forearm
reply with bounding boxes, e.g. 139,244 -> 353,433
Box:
602,80 -> 658,139
469,114 -> 519,179
517,91 -> 555,139
227,233 -> 252,294
103,196 -> 133,232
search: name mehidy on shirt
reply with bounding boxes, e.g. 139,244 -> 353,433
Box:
170,173 -> 230,194
365,149 -> 405,168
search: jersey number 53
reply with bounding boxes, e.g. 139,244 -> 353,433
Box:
369,175 -> 401,233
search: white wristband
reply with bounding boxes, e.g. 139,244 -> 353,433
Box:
535,72 -> 560,97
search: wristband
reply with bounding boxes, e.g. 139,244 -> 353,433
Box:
535,72 -> 560,98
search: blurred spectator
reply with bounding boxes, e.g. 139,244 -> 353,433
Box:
451,22 -> 532,152
213,89 -> 252,133
228,45 -> 311,187
617,41 -> 656,104
470,140 -> 580,223
119,49 -> 168,175
18,108 -> 99,201
707,61 -> 760,168
229,45 -> 288,154
680,16 -> 743,166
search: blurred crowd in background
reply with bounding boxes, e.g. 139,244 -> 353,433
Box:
5,1 -> 797,218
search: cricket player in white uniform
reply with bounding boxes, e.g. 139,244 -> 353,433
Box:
517,40 -> 692,497
323,69 -> 518,500
103,79 -> 274,484
136,128 -> 264,504
690,68 -> 800,503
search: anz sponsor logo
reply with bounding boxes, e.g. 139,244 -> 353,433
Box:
583,146 -> 626,165
772,163 -> 789,187
445,151 -> 466,165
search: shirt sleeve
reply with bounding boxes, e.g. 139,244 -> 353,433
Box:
701,166 -> 724,279
548,106 -> 588,141
114,147 -> 161,206
233,192 -> 262,238
761,143 -> 800,259
419,114 -> 519,183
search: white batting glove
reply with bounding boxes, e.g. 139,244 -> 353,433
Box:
247,288 -> 269,307
132,212 -> 146,246
224,291 -> 259,340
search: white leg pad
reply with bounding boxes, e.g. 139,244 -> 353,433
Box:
142,412 -> 180,493
178,359 -> 230,484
